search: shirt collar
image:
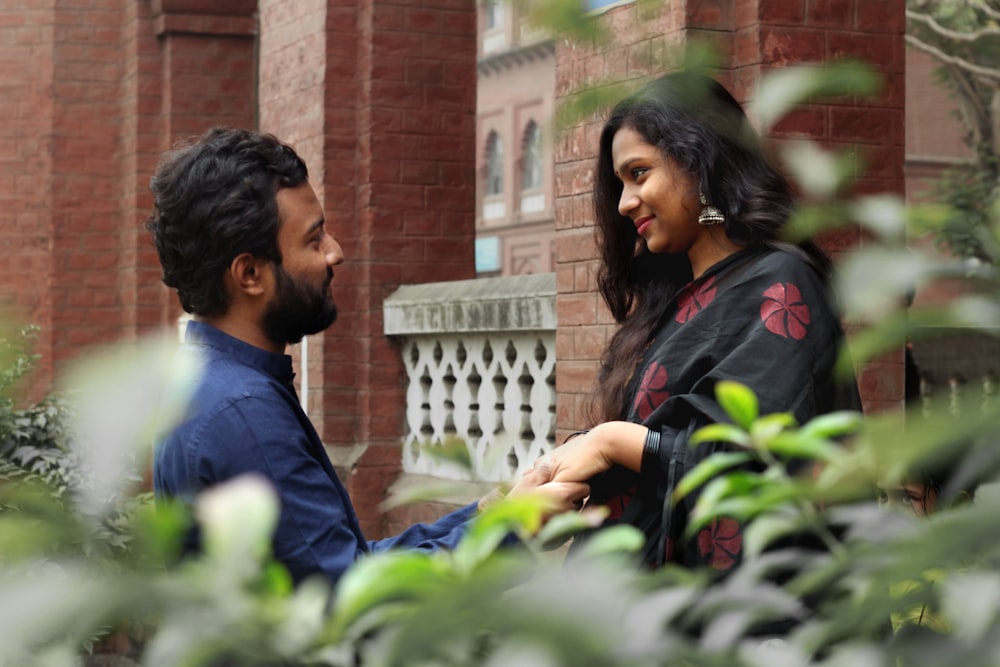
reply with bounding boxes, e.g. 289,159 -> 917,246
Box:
185,319 -> 296,385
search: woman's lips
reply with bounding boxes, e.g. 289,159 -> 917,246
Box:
635,216 -> 653,236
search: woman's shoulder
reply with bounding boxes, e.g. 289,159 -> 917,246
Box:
743,244 -> 827,285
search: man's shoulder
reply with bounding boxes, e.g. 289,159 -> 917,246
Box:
185,343 -> 284,397
171,349 -> 298,444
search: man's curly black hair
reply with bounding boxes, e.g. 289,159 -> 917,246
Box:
145,127 -> 308,317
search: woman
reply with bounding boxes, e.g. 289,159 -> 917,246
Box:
545,72 -> 861,570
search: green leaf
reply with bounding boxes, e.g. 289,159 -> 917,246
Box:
672,452 -> 753,503
743,511 -> 807,558
381,479 -> 484,511
799,411 -> 865,441
330,551 -> 451,635
195,474 -> 279,569
568,524 -> 645,561
690,423 -> 751,448
749,413 -> 797,444
685,472 -> 764,533
715,380 -> 758,429
418,436 -> 474,474
451,494 -> 546,575
780,140 -> 858,199
764,433 -> 839,463
531,506 -> 609,551
752,60 -> 882,133
849,194 -> 907,241
940,571 -> 1000,640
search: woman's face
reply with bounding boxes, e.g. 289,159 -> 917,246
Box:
612,125 -> 699,254
611,125 -> 736,276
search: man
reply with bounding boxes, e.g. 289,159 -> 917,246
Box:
147,127 -> 587,586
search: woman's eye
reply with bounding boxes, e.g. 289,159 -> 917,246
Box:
631,167 -> 648,180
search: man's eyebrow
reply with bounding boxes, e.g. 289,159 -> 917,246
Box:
306,217 -> 325,235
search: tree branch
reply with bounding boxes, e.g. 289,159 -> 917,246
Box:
967,0 -> 1000,23
905,33 -> 1000,84
907,8 -> 1000,42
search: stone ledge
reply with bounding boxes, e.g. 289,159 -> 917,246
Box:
383,273 -> 556,335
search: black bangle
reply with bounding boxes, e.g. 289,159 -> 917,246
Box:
641,428 -> 661,477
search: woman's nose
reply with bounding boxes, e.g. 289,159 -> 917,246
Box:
618,187 -> 638,217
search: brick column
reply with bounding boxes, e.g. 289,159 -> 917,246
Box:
126,1 -> 257,337
47,0 -> 126,378
554,0 -> 906,435
258,0 -> 478,537
0,1 -> 56,397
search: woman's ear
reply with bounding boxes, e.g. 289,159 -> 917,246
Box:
229,253 -> 268,296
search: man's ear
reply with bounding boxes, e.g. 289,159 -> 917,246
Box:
229,253 -> 268,296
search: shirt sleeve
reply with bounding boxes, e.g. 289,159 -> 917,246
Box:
367,502 -> 478,554
190,395 -> 480,585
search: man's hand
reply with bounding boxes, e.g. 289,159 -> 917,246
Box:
478,459 -> 590,515
508,458 -> 590,512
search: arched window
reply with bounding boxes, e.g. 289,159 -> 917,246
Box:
485,131 -> 504,196
521,121 -> 542,191
485,0 -> 504,30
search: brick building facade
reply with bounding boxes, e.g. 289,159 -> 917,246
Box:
1,0 -> 905,538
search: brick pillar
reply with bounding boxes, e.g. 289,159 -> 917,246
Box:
0,1 -> 56,397
554,0 -> 906,435
120,0 -> 167,342
0,0 -> 259,401
258,0 -> 478,537
47,0 -> 127,379
130,0 -> 257,334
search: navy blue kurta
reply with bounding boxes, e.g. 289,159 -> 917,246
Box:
154,320 -> 475,586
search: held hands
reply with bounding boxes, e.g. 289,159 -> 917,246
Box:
508,459 -> 591,513
477,421 -> 647,517
533,421 -> 649,484
478,458 -> 591,515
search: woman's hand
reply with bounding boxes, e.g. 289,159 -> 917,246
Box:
539,421 -> 649,484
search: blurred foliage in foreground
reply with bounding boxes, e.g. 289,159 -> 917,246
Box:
3,39 -> 1000,667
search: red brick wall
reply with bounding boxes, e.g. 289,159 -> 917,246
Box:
257,0 -> 479,537
0,0 -> 256,399
50,0 -> 125,373
351,0 -> 479,537
554,0 -> 907,436
0,0 -> 56,397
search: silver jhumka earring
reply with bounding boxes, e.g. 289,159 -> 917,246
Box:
698,189 -> 725,226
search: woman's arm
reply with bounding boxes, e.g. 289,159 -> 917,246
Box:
542,421 -> 651,482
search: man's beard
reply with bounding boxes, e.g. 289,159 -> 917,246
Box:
262,263 -> 338,346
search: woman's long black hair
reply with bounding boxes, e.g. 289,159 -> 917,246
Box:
590,71 -> 831,423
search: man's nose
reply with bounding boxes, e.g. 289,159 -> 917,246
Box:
324,236 -> 344,266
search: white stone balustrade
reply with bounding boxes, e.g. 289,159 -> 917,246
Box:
383,274 -> 557,482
